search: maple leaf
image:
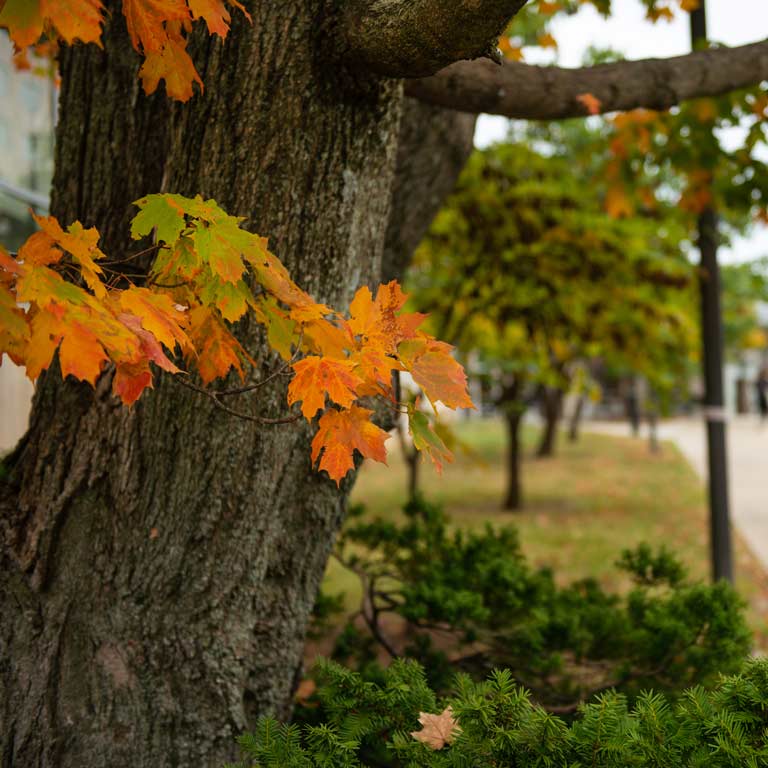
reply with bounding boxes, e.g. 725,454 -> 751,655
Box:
310,406 -> 388,484
349,282 -> 425,354
302,316 -> 353,359
287,356 -> 364,419
188,0 -> 231,36
398,338 -> 473,410
0,280 -> 30,366
408,410 -> 453,473
113,360 -> 154,405
132,193 -> 189,245
0,0 -> 45,48
119,287 -> 191,352
58,318 -> 110,385
411,707 -> 461,750
42,0 -> 104,45
118,313 -> 181,374
187,305 -> 250,384
31,214 -> 108,298
139,25 -> 203,102
122,0 -> 189,53
252,297 -> 297,360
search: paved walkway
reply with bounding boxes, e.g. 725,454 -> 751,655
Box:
586,417 -> 768,568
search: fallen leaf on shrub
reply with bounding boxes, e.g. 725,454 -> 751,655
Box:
411,707 -> 460,750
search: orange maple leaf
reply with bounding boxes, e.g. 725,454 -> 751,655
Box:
139,25 -> 203,102
411,707 -> 461,750
398,338 -> 474,410
349,282 -> 425,354
310,406 -> 388,484
287,356 -> 363,419
187,305 -> 250,384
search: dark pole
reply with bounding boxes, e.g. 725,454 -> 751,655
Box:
690,3 -> 733,583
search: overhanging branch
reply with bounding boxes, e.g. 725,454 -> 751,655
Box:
340,0 -> 529,78
405,39 -> 768,119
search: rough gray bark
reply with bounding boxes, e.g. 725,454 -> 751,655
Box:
382,99 -> 476,283
341,0 -> 529,77
0,4 -> 403,766
406,38 -> 768,119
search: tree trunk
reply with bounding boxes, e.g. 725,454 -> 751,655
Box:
568,393 -> 585,443
536,387 -> 563,458
499,380 -> 524,511
406,448 -> 420,501
0,4 -> 403,766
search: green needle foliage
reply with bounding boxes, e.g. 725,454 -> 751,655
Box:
230,657 -> 768,767
326,497 -> 751,711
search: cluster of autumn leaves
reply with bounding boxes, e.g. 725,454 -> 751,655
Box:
0,194 -> 473,483
0,0 -> 250,101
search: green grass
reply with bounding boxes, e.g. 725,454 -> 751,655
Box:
322,417 -> 768,646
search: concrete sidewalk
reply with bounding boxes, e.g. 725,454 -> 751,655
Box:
587,417 -> 768,568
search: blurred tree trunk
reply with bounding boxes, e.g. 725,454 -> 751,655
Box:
536,387 -> 563,458
499,378 -> 525,511
568,393 -> 586,443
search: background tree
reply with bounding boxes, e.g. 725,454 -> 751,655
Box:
1,1 -> 767,765
410,141 -> 697,509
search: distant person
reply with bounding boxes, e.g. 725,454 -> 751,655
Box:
757,366 -> 768,422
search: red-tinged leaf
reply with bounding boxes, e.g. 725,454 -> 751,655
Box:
58,319 -> 108,385
287,356 -> 363,419
310,405 -> 388,484
41,0 -> 103,45
398,338 -> 474,410
0,0 -> 45,48
187,305 -> 250,384
408,410 -> 453,473
122,0 -> 189,52
118,313 -> 181,374
119,286 -> 191,352
139,27 -> 203,102
187,0 -> 230,36
113,360 -> 153,405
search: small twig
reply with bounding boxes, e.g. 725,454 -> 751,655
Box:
101,243 -> 161,266
212,330 -> 304,397
174,376 -> 301,425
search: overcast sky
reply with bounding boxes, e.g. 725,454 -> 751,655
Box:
474,0 -> 768,262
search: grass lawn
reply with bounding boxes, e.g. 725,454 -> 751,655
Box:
321,417 -> 768,649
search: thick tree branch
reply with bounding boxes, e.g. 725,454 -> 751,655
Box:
405,39 -> 768,119
340,0 -> 529,78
